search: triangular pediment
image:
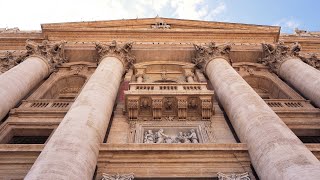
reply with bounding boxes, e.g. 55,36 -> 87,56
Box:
42,17 -> 278,31
41,17 -> 280,43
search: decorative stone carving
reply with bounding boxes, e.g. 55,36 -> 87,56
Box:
70,64 -> 85,75
127,98 -> 139,120
95,41 -> 135,71
177,97 -> 188,120
193,42 -> 232,71
151,21 -> 171,29
299,53 -> 320,70
143,128 -> 199,144
25,40 -> 67,72
217,172 -> 250,180
0,51 -> 27,73
200,97 -> 213,120
152,97 -> 163,120
102,173 -> 134,180
258,42 -> 301,74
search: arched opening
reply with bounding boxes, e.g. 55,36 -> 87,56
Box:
243,75 -> 291,99
41,75 -> 86,99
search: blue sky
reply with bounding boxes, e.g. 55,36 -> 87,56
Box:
0,0 -> 318,33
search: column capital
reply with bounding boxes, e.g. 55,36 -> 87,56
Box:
95,41 -> 135,71
299,53 -> 320,70
25,40 -> 67,72
258,42 -> 301,74
0,51 -> 27,73
192,42 -> 232,72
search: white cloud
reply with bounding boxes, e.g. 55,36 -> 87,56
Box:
0,0 -> 227,30
274,18 -> 300,33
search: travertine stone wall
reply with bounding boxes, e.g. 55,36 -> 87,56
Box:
25,57 -> 124,179
0,56 -> 50,120
206,58 -> 320,180
279,58 -> 320,107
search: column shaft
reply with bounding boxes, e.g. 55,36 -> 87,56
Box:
0,56 -> 50,120
206,58 -> 320,180
25,57 -> 124,179
279,58 -> 320,107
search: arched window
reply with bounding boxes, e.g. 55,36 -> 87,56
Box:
41,75 -> 86,99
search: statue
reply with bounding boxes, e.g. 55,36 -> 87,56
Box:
188,129 -> 199,143
155,129 -> 169,143
182,132 -> 192,143
175,132 -> 184,143
143,130 -> 155,143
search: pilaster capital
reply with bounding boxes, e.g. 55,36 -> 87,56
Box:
192,42 -> 232,72
299,53 -> 320,70
0,51 -> 27,73
95,41 -> 135,71
258,42 -> 301,74
25,40 -> 67,72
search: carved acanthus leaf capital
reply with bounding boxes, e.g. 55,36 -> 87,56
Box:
192,42 -> 232,71
0,51 -> 28,73
299,53 -> 320,70
25,40 -> 67,72
258,42 -> 301,74
95,41 -> 135,71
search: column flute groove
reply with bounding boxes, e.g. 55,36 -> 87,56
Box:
0,40 -> 66,120
193,42 -> 320,180
260,42 -> 320,107
25,41 -> 135,179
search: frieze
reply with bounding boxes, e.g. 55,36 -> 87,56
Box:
193,42 -> 232,72
217,172 -> 250,180
129,120 -> 215,143
102,173 -> 134,180
95,40 -> 135,71
258,42 -> 301,74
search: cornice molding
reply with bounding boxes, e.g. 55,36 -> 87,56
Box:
95,41 -> 135,71
258,42 -> 301,74
192,42 -> 232,72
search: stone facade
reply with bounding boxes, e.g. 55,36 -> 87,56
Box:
0,17 -> 320,180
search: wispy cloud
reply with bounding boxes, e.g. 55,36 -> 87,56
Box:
0,0 -> 227,30
274,18 -> 300,33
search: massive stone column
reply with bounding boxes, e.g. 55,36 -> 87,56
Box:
260,43 -> 320,107
193,42 -> 320,180
0,40 -> 66,120
25,41 -> 134,180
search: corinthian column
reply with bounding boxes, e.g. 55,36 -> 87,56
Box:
193,42 -> 320,180
260,42 -> 320,107
0,40 -> 66,120
25,41 -> 134,180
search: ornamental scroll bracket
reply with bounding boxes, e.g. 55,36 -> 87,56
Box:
95,40 -> 135,72
25,39 -> 67,72
258,42 -> 301,74
192,42 -> 232,72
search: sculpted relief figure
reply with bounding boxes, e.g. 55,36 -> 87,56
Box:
144,129 -> 199,144
155,129 -> 169,143
143,130 -> 155,143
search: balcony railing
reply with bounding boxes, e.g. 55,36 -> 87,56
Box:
265,99 -> 318,112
